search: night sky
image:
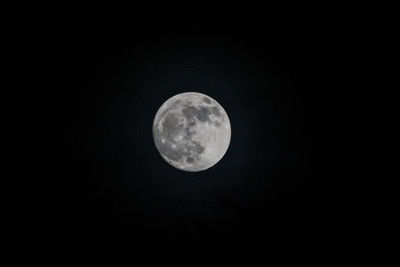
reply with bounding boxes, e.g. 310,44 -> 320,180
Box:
43,19 -> 336,256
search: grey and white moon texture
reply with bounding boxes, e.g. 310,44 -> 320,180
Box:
153,92 -> 231,172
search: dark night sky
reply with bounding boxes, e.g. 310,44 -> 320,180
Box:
42,18 -> 336,256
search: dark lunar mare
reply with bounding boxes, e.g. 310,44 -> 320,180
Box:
211,106 -> 221,117
154,100 -> 181,130
197,107 -> 211,122
181,106 -> 198,119
154,113 -> 185,161
154,109 -> 205,164
182,103 -> 214,123
181,104 -> 198,140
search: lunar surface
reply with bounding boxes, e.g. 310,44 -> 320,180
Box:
153,92 -> 231,172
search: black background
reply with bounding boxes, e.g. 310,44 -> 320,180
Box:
42,18 -> 336,256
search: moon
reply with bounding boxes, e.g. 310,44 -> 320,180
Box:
153,92 -> 231,172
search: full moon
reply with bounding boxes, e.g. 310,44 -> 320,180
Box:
153,92 -> 231,172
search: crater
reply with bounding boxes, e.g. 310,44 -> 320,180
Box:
203,97 -> 211,104
186,157 -> 194,163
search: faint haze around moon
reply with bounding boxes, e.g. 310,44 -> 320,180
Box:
153,92 -> 231,172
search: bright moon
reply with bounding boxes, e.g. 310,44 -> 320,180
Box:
153,92 -> 231,172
